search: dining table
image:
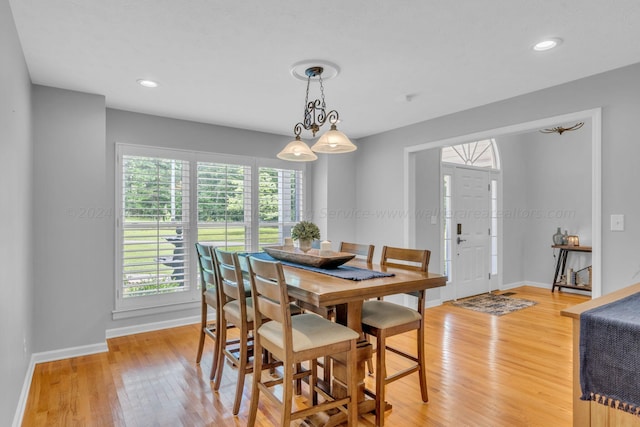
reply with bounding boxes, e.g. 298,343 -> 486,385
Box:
272,256 -> 447,426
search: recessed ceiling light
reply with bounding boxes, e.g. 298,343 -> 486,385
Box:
533,38 -> 562,52
137,79 -> 159,88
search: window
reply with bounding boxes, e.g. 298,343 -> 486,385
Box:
197,162 -> 252,251
258,167 -> 304,247
441,139 -> 500,169
491,179 -> 498,275
118,154 -> 192,308
115,144 -> 306,315
442,174 -> 452,280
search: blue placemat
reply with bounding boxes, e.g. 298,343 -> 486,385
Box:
580,292 -> 640,417
246,252 -> 394,281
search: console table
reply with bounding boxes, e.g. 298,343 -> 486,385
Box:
552,245 -> 592,292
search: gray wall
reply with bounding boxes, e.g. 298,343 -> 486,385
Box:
314,152 -> 358,248
498,126 -> 591,286
356,62 -> 640,294
32,86 -> 110,351
1,0 -> 33,424
414,149 -> 441,265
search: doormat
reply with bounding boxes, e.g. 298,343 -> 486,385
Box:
451,293 -> 537,316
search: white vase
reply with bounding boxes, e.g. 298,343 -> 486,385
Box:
298,239 -> 312,253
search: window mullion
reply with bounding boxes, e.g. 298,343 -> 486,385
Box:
188,156 -> 199,296
250,161 -> 260,251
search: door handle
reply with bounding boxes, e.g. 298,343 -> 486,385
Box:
457,236 -> 467,244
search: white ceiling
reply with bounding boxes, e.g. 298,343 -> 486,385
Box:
9,0 -> 640,139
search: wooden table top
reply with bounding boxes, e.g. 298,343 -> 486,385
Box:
280,259 -> 447,308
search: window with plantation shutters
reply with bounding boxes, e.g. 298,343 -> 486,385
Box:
197,162 -> 252,251
117,152 -> 193,310
258,167 -> 304,247
115,144 -> 306,316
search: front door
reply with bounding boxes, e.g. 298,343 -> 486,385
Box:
452,167 -> 491,299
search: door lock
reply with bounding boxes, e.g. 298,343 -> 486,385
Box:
457,236 -> 467,244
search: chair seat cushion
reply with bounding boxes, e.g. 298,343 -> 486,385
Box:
224,298 -> 301,322
361,300 -> 421,329
223,297 -> 256,322
258,313 -> 359,352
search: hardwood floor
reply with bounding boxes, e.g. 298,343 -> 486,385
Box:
22,286 -> 589,426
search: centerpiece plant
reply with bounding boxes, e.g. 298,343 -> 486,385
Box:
291,221 -> 320,253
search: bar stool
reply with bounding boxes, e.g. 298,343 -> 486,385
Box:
247,256 -> 360,427
194,243 -> 221,381
339,241 -> 375,264
361,245 -> 431,427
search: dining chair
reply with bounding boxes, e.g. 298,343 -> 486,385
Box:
339,241 -> 375,264
247,256 -> 360,427
339,241 -> 376,374
212,248 -> 283,415
194,243 -> 222,381
361,245 -> 431,427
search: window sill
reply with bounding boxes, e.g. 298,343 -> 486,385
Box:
112,299 -> 200,320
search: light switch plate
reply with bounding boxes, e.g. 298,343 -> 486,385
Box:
611,214 -> 625,231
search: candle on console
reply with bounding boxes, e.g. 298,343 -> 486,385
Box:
319,240 -> 332,256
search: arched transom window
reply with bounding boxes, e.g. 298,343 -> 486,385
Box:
441,139 -> 500,169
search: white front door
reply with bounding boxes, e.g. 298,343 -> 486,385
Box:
452,167 -> 491,299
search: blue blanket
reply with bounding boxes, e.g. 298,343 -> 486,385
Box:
247,252 -> 394,281
580,291 -> 640,417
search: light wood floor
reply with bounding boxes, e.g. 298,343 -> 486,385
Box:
22,286 -> 589,426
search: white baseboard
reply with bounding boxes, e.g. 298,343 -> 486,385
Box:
14,314 -> 209,426
501,281 -> 550,291
12,357 -> 35,427
31,342 -> 109,364
425,299 -> 443,309
13,342 -> 108,427
106,314 -> 202,339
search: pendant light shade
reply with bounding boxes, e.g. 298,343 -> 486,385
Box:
311,123 -> 357,154
278,62 -> 354,162
277,136 -> 318,162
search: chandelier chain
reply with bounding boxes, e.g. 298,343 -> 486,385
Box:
319,73 -> 326,110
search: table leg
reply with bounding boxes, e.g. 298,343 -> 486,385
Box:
552,249 -> 568,292
321,302 -> 376,426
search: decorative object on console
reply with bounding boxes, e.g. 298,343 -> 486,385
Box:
277,61 -> 357,162
552,227 -> 564,245
567,235 -> 580,246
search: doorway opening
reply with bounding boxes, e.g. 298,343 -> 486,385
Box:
403,108 -> 601,301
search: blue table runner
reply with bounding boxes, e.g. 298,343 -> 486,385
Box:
247,252 -> 394,281
580,291 -> 640,417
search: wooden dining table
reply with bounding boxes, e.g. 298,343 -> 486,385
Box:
278,258 -> 447,426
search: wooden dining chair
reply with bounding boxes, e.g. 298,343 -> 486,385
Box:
361,245 -> 431,427
247,256 -> 360,427
339,241 -> 375,264
212,249 -> 283,415
194,243 -> 222,381
340,241 -> 376,374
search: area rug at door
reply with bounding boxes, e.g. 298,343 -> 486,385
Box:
451,293 -> 537,316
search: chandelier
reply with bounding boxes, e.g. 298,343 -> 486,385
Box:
277,65 -> 357,162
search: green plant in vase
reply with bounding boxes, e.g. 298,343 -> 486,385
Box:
291,221 -> 320,253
